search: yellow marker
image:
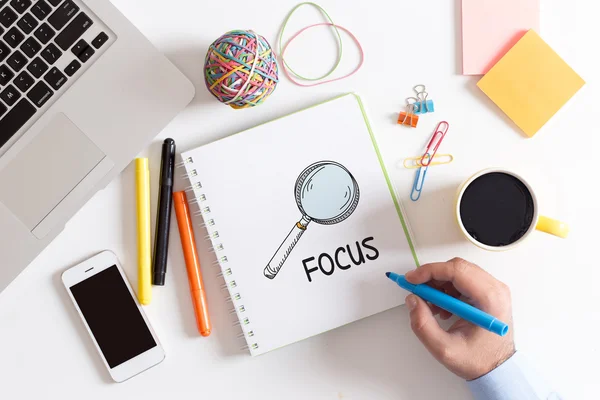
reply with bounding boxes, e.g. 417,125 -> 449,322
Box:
136,158 -> 152,305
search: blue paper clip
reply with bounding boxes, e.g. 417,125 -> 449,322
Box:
410,154 -> 431,201
413,84 -> 434,115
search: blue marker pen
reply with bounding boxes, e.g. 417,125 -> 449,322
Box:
385,272 -> 509,336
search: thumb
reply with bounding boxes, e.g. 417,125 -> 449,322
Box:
406,295 -> 453,360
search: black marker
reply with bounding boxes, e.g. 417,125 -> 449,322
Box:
153,138 -> 176,285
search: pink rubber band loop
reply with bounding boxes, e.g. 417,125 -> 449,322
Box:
281,23 -> 364,87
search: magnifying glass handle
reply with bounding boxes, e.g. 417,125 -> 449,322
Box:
264,221 -> 309,279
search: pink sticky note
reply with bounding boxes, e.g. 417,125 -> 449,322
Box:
462,0 -> 540,75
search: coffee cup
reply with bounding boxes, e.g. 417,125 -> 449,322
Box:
456,169 -> 568,251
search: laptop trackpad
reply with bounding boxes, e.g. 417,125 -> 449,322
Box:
0,114 -> 108,237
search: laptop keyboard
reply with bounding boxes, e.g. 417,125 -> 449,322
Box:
0,0 -> 111,150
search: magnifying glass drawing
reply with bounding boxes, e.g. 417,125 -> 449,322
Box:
264,161 -> 360,280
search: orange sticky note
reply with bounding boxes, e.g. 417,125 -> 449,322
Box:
477,30 -> 585,137
462,0 -> 539,75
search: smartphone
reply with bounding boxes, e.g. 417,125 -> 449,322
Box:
62,251 -> 165,382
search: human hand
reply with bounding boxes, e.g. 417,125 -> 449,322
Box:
404,258 -> 515,380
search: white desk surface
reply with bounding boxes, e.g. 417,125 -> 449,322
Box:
1,0 -> 599,398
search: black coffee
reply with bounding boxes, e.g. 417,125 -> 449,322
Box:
460,172 -> 534,247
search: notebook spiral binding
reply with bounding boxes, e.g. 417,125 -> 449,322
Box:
183,156 -> 259,354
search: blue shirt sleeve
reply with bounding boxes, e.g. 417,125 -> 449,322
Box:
466,351 -> 563,400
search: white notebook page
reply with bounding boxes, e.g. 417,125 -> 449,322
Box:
183,94 -> 419,356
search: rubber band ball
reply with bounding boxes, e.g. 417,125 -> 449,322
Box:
204,30 -> 279,109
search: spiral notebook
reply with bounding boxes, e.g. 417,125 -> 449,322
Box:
182,94 -> 419,356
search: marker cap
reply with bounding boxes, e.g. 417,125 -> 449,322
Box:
489,319 -> 509,336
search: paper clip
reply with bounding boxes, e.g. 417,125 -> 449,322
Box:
410,154 -> 430,201
413,84 -> 434,115
398,97 -> 419,128
421,121 -> 449,166
403,153 -> 454,169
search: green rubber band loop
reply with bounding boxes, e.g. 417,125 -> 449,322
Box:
278,2 -> 343,82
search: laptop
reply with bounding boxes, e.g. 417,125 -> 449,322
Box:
0,0 -> 195,292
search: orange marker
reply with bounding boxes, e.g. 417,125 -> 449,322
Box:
173,191 -> 211,337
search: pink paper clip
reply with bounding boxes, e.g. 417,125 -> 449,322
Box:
421,121 -> 449,166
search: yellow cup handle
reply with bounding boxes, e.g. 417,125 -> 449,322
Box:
536,216 -> 569,238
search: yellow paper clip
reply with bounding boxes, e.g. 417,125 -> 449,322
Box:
403,154 -> 454,169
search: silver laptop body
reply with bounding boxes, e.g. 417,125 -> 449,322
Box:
0,0 -> 195,292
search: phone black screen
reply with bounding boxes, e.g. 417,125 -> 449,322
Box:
70,265 -> 157,368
